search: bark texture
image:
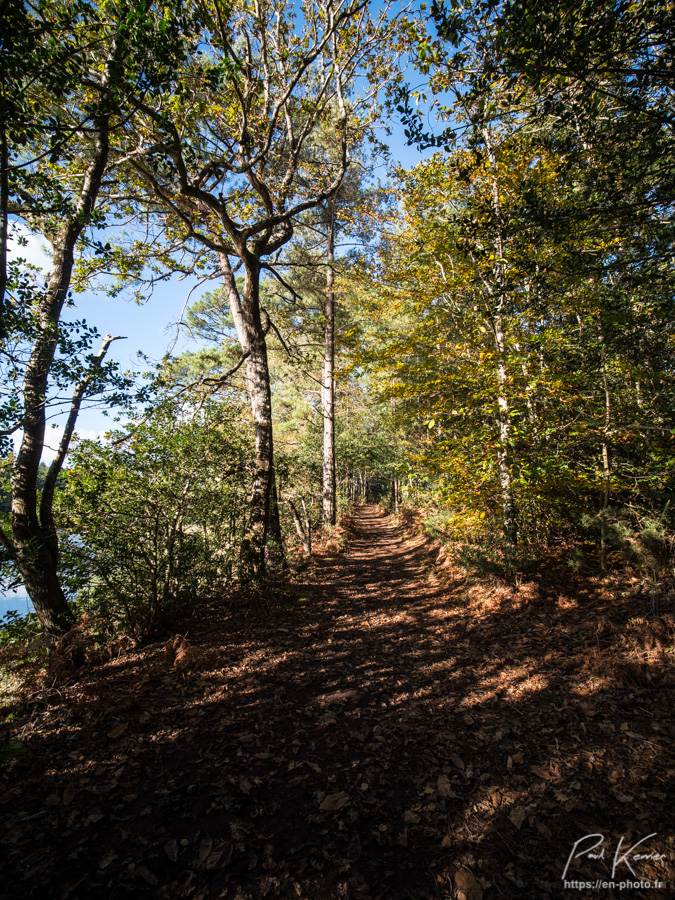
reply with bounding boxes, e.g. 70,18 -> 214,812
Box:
220,253 -> 284,577
598,323 -> 612,572
11,122 -> 110,640
321,200 -> 336,526
483,125 -> 517,551
0,125 -> 8,339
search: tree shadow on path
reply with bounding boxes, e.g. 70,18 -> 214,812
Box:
1,506 -> 674,899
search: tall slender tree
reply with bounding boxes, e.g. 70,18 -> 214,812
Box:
321,196 -> 337,525
1,0 -> 192,639
121,0 -> 405,576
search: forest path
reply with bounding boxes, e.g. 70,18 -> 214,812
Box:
4,505 -> 674,899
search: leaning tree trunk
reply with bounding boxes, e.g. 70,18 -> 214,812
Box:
219,252 -> 284,577
10,123 -> 110,641
40,333 -> 123,558
321,199 -> 337,526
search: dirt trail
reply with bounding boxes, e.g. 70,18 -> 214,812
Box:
2,506 -> 674,899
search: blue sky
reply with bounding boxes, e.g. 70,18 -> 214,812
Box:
9,0 -> 442,460
11,227 -> 199,453
11,111 -> 434,459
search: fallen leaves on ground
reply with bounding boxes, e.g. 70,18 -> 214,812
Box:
1,506 -> 674,899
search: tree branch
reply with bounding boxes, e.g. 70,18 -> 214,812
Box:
39,334 -> 126,537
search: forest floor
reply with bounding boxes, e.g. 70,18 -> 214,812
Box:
1,505 -> 674,899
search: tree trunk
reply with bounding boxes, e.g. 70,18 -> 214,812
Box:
11,121 -> 110,642
494,313 -> 518,551
288,497 -> 311,556
322,199 -> 336,526
40,333 -> 122,557
598,323 -> 612,572
0,124 -> 9,339
483,124 -> 517,552
219,252 -> 284,577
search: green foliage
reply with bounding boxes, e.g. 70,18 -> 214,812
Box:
56,398 -> 251,638
342,134 -> 675,572
371,0 -> 674,572
583,508 -> 673,574
0,262 -> 132,455
0,611 -> 42,647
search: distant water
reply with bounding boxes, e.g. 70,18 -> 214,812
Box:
0,587 -> 34,621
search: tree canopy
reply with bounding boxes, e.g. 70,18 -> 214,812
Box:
0,0 -> 673,639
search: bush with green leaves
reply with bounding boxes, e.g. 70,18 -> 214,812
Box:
0,610 -> 42,648
57,399 -> 251,638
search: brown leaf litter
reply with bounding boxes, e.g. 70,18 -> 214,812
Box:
1,505 -> 674,898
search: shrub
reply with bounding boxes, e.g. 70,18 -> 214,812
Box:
57,399 -> 250,638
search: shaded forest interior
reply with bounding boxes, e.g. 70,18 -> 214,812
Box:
2,507 -> 674,899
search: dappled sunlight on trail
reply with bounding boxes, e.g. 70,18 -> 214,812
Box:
1,506 -> 674,899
